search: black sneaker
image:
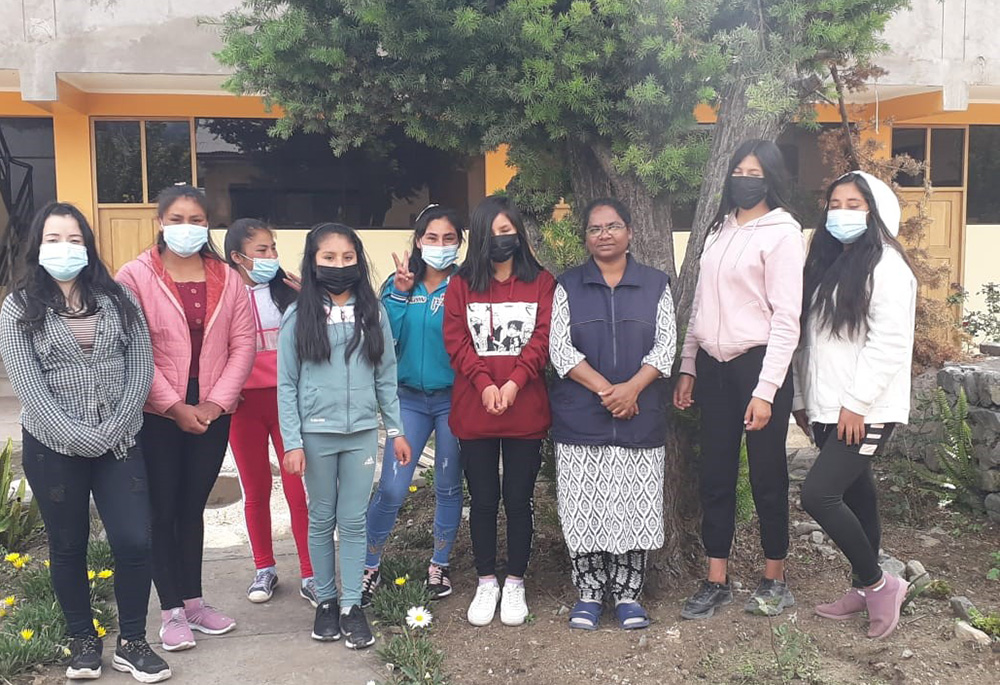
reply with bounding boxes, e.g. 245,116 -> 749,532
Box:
427,564 -> 453,600
341,605 -> 376,650
361,567 -> 381,608
680,579 -> 733,620
112,636 -> 172,683
66,634 -> 103,679
311,600 -> 341,641
744,577 -> 795,616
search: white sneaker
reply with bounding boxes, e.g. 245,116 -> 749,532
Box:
467,582 -> 501,626
500,583 -> 529,626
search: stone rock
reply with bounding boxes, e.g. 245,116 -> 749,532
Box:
206,474 -> 242,509
905,560 -> 927,582
879,556 -> 906,578
916,534 -> 941,548
955,620 -> 993,647
937,366 -> 965,397
793,521 -> 823,536
815,544 -> 838,558
461,506 -> 470,521
810,531 -> 824,545
788,447 -> 820,480
980,468 -> 1000,493
901,649 -> 914,659
980,342 -> 1000,357
557,604 -> 569,616
986,493 -> 1000,520
950,596 -> 978,622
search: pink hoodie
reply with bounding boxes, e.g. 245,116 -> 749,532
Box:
117,249 -> 256,417
680,209 -> 804,402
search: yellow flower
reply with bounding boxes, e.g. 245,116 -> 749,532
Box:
408,485 -> 418,493
394,577 -> 407,586
3,596 -> 14,607
97,569 -> 113,579
11,557 -> 27,569
93,620 -> 107,638
20,629 -> 33,641
19,554 -> 30,564
4,552 -> 20,563
0,608 -> 7,618
87,570 -> 96,581
43,560 -> 50,569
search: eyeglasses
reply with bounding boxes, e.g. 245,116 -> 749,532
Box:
585,222 -> 627,237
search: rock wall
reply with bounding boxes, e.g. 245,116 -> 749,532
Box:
888,358 -> 1000,522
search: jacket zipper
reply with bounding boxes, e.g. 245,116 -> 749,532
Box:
610,286 -> 618,443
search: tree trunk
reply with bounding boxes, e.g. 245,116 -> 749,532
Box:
675,79 -> 783,327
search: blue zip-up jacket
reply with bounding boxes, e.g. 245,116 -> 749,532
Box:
277,295 -> 404,452
380,271 -> 454,393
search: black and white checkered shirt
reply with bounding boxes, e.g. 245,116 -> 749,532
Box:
0,289 -> 154,459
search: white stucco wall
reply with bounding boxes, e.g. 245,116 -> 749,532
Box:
0,0 -> 241,100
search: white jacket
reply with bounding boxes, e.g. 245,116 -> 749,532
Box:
792,247 -> 917,425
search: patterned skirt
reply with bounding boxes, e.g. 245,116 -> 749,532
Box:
554,443 -> 665,555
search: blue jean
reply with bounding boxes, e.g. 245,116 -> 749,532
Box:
366,387 -> 462,568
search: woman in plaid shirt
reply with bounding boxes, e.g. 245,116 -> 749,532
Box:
0,203 -> 171,682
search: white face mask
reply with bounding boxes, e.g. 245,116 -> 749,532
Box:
420,244 -> 459,271
825,209 -> 869,244
162,223 -> 209,257
38,242 -> 89,282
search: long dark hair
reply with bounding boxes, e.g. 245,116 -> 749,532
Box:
224,218 -> 296,313
12,202 -> 141,334
803,172 -> 913,338
457,195 -> 543,293
400,205 -> 465,294
708,139 -> 796,233
294,223 -> 384,365
155,184 -> 222,261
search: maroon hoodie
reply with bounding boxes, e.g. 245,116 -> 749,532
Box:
443,270 -> 556,440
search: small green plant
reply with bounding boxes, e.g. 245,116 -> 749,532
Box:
0,439 -> 42,551
770,622 -> 820,681
377,629 -> 447,685
912,389 -> 984,511
968,608 -> 1000,640
920,578 -> 953,600
950,283 -> 1000,344
371,558 -> 432,627
987,551 -> 1000,581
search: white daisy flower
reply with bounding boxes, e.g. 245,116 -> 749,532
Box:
405,605 -> 433,629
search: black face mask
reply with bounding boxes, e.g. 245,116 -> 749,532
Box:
489,234 -> 521,263
729,176 -> 769,210
315,264 -> 361,295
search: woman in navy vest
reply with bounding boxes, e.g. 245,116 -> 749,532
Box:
549,198 -> 676,631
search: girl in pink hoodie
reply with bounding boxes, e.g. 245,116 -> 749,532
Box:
673,140 -> 804,621
117,185 -> 255,653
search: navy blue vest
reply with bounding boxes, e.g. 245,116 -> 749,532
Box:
550,256 -> 670,449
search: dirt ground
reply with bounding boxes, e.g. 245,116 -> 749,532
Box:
387,462 -> 1000,685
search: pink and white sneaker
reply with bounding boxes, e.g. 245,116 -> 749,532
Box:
183,598 -> 236,635
159,608 -> 196,652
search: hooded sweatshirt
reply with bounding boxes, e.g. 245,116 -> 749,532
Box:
680,208 -> 805,402
443,269 -> 556,440
381,270 -> 455,393
792,171 -> 917,425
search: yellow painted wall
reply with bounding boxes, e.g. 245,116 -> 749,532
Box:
963,225 -> 998,320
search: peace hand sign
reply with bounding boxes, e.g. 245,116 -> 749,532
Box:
392,251 -> 415,292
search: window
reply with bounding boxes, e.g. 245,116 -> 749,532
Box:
968,126 -> 1000,224
891,128 -> 926,187
930,129 -> 964,187
0,117 -> 57,212
94,119 -> 193,204
145,121 -> 192,195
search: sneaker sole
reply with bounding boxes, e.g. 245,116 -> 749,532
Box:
66,665 -> 102,679
500,613 -> 527,626
343,634 -> 375,650
310,631 -> 341,642
680,595 -> 733,620
814,607 -> 864,621
157,628 -> 195,652
112,655 -> 172,683
188,622 -> 236,636
247,590 -> 274,603
300,589 -> 319,609
429,587 -> 453,600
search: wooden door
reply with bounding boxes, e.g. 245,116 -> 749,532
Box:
97,207 -> 159,273
899,188 -> 965,301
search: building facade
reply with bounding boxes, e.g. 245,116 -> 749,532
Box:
0,0 -> 998,308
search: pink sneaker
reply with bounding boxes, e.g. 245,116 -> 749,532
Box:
864,574 -> 909,639
159,608 -> 196,652
815,588 -> 866,620
183,598 -> 236,636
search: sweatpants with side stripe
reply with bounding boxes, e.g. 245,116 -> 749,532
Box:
800,423 -> 895,587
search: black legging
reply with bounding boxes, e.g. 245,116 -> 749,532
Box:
140,380 -> 231,610
22,430 -> 152,641
800,423 -> 895,587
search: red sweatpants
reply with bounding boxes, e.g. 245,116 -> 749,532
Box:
229,387 -> 313,577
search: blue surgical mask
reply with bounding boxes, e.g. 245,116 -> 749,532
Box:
240,254 -> 280,284
162,223 -> 209,257
421,244 -> 459,271
825,209 -> 869,244
38,242 -> 88,282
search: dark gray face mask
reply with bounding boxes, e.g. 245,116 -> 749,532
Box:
730,176 -> 768,210
489,234 -> 521,263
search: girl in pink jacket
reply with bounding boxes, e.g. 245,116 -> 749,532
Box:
673,140 -> 804,621
117,185 -> 255,653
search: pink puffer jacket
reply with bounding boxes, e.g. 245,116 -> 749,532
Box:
117,248 -> 255,417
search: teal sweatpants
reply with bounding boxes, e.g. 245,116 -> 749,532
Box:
302,430 -> 378,607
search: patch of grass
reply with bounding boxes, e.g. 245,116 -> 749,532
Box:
371,558 -> 432,627
968,608 -> 1000,640
0,439 -> 42,551
987,551 -> 1000,582
377,630 -> 447,685
920,578 -> 953,600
